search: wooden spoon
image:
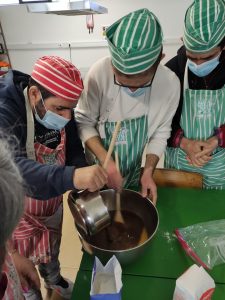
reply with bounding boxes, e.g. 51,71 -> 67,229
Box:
103,121 -> 121,170
113,150 -> 125,224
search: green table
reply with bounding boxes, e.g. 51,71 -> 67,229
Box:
72,187 -> 225,299
72,270 -> 225,300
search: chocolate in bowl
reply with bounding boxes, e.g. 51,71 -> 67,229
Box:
89,210 -> 149,250
68,189 -> 159,265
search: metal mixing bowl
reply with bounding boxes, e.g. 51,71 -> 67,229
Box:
68,189 -> 159,265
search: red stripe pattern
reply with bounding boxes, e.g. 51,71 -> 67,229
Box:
31,56 -> 83,102
12,130 -> 66,264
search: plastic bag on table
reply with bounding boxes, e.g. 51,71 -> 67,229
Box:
175,219 -> 225,269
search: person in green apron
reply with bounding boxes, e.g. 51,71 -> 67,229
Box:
75,9 -> 180,204
165,0 -> 225,189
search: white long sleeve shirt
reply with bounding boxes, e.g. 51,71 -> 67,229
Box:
75,56 -> 180,158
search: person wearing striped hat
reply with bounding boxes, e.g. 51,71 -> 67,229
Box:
165,0 -> 225,189
0,56 -> 108,299
75,8 -> 180,204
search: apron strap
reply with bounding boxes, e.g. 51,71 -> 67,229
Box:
24,87 -> 36,160
183,62 -> 189,95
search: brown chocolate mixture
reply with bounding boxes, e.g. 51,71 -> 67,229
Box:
89,210 -> 148,250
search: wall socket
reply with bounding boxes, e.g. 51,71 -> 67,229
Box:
102,25 -> 110,39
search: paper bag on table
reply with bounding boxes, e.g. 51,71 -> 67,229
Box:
90,255 -> 122,300
173,264 -> 215,300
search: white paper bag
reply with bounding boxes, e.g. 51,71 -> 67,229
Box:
90,256 -> 122,300
173,264 -> 215,300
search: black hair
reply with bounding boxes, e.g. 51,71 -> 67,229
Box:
152,47 -> 163,68
218,36 -> 225,49
28,77 -> 55,100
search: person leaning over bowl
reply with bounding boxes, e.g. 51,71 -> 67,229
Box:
165,0 -> 225,189
0,136 -> 40,299
0,56 -> 108,300
75,8 -> 180,204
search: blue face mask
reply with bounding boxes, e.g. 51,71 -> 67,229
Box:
188,53 -> 221,77
122,86 -> 149,97
34,94 -> 70,130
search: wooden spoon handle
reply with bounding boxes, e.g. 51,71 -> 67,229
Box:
114,150 -> 120,173
103,121 -> 121,170
114,151 -> 121,211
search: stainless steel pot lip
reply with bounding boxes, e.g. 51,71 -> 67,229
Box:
77,188 -> 159,253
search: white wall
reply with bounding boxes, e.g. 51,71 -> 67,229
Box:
0,0 -> 192,75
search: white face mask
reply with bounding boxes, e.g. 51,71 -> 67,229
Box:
34,93 -> 70,130
187,52 -> 221,77
122,86 -> 149,97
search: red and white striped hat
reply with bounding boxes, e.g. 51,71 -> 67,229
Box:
31,56 -> 83,102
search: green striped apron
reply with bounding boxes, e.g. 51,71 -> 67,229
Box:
165,64 -> 225,189
102,115 -> 148,188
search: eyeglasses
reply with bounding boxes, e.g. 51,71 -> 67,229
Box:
113,74 -> 154,89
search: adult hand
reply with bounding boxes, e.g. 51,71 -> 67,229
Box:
191,136 -> 218,165
140,167 -> 157,205
105,159 -> 123,191
202,136 -> 218,155
12,251 -> 40,292
180,137 -> 211,167
73,165 -> 108,192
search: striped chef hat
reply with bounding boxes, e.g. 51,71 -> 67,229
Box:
106,8 -> 163,75
184,0 -> 225,53
31,56 -> 83,102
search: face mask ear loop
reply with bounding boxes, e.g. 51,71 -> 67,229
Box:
33,90 -> 47,119
39,91 -> 48,112
33,104 -> 38,116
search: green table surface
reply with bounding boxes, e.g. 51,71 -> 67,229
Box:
79,187 -> 225,283
72,269 -> 225,300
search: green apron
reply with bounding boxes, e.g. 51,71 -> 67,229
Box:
165,65 -> 225,189
102,115 -> 148,188
99,88 -> 150,188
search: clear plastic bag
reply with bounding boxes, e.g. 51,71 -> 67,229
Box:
175,219 -> 225,269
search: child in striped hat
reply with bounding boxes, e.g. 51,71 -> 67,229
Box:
165,0 -> 225,189
0,56 -> 108,299
75,8 -> 180,204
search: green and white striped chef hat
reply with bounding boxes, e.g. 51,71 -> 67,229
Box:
184,0 -> 225,53
106,8 -> 163,75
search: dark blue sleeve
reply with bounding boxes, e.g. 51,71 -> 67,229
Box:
15,156 -> 76,200
1,111 -> 78,199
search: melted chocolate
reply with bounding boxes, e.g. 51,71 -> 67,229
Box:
89,210 -> 149,250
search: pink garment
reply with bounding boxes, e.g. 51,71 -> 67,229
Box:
0,252 -> 24,300
13,130 -> 66,264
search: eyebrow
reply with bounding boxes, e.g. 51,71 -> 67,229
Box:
56,105 -> 72,110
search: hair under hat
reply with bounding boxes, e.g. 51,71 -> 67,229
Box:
106,8 -> 163,75
31,56 -> 83,102
183,0 -> 225,53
